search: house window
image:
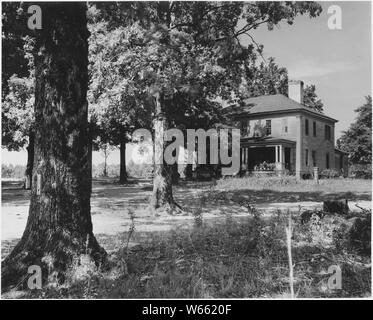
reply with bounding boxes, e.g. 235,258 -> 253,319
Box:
265,120 -> 271,135
305,149 -> 309,166
305,119 -> 309,135
241,121 -> 247,136
326,153 -> 330,169
312,150 -> 316,167
313,121 -> 317,137
325,125 -> 331,140
282,118 -> 288,133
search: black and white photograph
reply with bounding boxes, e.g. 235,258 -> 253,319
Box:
0,0 -> 371,304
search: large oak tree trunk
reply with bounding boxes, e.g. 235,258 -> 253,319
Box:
119,138 -> 127,183
24,131 -> 34,190
171,163 -> 180,184
2,3 -> 105,290
150,94 -> 179,213
88,130 -> 93,193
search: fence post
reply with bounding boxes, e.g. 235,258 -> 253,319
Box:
313,167 -> 319,184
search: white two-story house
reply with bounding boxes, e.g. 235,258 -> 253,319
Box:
228,80 -> 348,178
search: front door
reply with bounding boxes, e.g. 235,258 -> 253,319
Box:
285,147 -> 291,170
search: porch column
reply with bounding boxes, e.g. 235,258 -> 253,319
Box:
275,145 -> 281,172
241,147 -> 244,170
277,145 -> 285,173
281,145 -> 285,168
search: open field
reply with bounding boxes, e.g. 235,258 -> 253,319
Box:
1,176 -> 371,298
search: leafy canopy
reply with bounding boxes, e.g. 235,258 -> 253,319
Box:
303,84 -> 324,112
88,1 -> 322,128
338,96 -> 372,165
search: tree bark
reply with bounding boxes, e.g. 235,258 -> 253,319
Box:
2,3 -> 105,290
171,162 -> 180,184
88,130 -> 93,193
24,131 -> 34,190
119,138 -> 127,183
185,164 -> 193,180
103,145 -> 108,177
149,3 -> 181,213
150,94 -> 179,213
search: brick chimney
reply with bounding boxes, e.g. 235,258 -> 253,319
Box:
288,80 -> 304,104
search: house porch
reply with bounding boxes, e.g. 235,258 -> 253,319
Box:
240,137 -> 296,174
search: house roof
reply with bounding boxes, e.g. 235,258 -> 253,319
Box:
226,94 -> 338,123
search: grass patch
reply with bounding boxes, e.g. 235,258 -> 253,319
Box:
216,176 -> 371,195
7,207 -> 370,299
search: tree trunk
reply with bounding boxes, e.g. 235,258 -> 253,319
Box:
103,147 -> 108,177
150,94 -> 179,213
24,131 -> 34,190
185,164 -> 193,180
171,162 -> 179,184
2,3 -> 105,290
119,138 -> 127,183
88,130 -> 93,193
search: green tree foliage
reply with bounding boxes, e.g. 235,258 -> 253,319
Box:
2,32 -> 36,188
2,74 -> 34,150
2,36 -> 35,151
1,2 -> 30,96
2,3 -> 35,153
242,56 -> 288,97
88,7 -> 152,145
338,96 -> 372,165
303,84 -> 324,112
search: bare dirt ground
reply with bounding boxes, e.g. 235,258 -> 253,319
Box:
1,177 -> 371,254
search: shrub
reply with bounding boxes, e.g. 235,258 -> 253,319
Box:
1,164 -> 15,178
346,214 -> 371,255
91,162 -> 153,179
319,169 -> 340,179
1,164 -> 26,179
92,163 -> 120,177
127,161 -> 153,178
349,164 -> 372,179
253,161 -> 276,171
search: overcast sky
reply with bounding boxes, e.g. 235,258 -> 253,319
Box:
2,1 -> 371,166
247,1 -> 371,138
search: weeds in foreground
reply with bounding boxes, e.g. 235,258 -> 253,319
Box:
9,204 -> 370,299
192,197 -> 205,228
285,211 -> 294,298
